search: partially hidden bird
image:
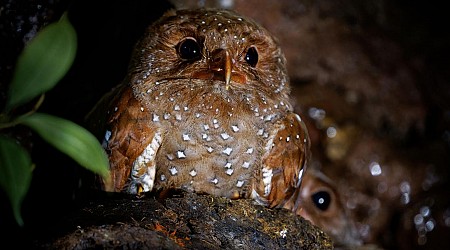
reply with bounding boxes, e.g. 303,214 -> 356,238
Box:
87,8 -> 310,208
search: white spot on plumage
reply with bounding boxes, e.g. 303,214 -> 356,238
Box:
221,133 -> 230,140
189,169 -> 197,177
211,178 -> 219,185
182,133 -> 191,141
236,180 -> 245,188
222,147 -> 233,155
163,113 -> 170,120
152,114 -> 160,122
130,131 -> 162,193
177,150 -> 186,159
160,174 -> 166,181
174,105 -> 180,111
242,161 -> 250,168
102,130 -> 112,148
176,114 -> 182,121
246,147 -> 254,154
203,124 -> 210,130
224,162 -> 232,168
169,166 -> 178,176
257,129 -> 264,136
262,167 -> 273,196
264,114 -> 275,122
231,125 -> 239,132
207,146 -> 214,153
226,168 -> 234,175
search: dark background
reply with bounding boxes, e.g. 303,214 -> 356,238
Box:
1,0 -> 449,248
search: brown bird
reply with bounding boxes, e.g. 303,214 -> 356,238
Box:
283,169 -> 362,247
87,8 -> 310,208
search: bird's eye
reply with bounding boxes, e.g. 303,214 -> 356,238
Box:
177,37 -> 201,60
245,46 -> 258,67
311,191 -> 331,211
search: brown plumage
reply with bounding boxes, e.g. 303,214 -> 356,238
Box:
87,8 -> 310,208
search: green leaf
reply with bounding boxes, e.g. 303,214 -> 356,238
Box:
19,113 -> 110,179
0,136 -> 33,226
6,13 -> 77,110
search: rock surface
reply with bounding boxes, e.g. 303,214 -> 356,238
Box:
37,191 -> 333,249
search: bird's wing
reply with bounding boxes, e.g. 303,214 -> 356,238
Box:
257,113 -> 310,208
86,84 -> 159,193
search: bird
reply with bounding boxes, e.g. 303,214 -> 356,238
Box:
87,8 -> 310,208
283,168 -> 362,247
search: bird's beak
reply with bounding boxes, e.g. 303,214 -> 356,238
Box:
224,50 -> 232,90
192,48 -> 246,88
210,49 -> 233,90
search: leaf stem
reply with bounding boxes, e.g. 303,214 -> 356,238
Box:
0,94 -> 45,130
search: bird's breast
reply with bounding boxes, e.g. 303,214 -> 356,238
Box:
133,80 -> 291,198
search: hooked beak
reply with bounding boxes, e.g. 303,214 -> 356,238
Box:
191,48 -> 245,89
210,49 -> 233,90
223,50 -> 232,90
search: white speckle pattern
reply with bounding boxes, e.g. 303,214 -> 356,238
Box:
224,162 -> 232,168
177,150 -> 186,159
153,114 -> 160,122
176,114 -> 182,121
189,169 -> 197,177
236,180 -> 245,188
164,113 -> 170,120
203,124 -> 210,130
140,107 -> 144,112
222,147 -> 233,155
102,130 -> 112,148
242,161 -> 250,168
182,133 -> 191,141
207,146 -> 214,153
264,114 -> 275,121
166,153 -> 174,161
221,133 -> 230,140
296,168 -> 304,187
246,148 -> 254,154
130,131 -> 162,193
211,178 -> 219,185
169,166 -> 178,176
160,174 -> 166,181
257,129 -> 264,136
174,105 -> 180,111
231,125 -> 239,132
262,167 -> 273,196
226,168 -> 234,175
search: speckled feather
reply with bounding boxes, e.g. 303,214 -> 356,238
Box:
88,8 -> 310,208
